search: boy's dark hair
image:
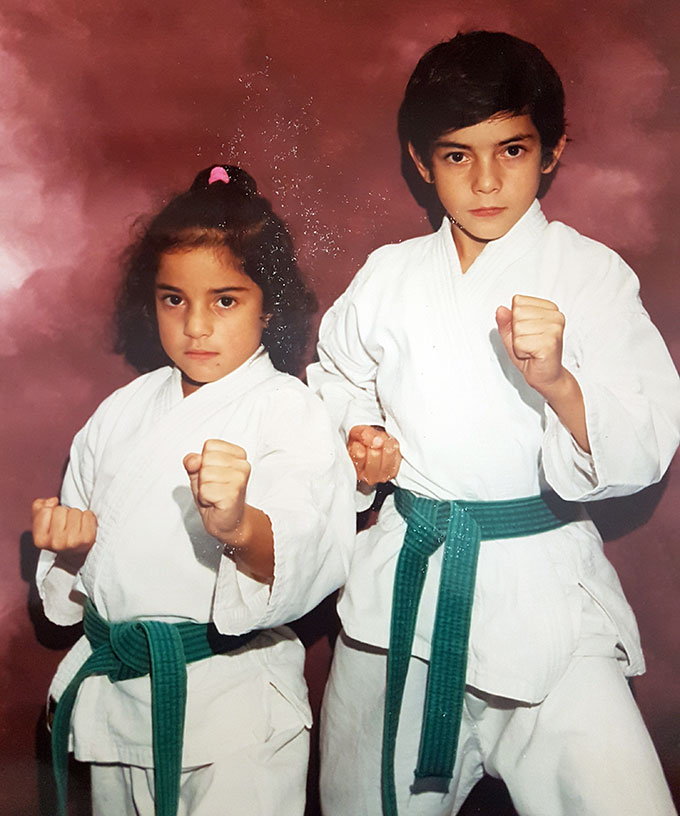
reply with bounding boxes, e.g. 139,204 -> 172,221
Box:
398,30 -> 566,168
115,165 -> 316,376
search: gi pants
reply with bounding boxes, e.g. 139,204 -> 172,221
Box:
91,681 -> 309,816
320,597 -> 677,816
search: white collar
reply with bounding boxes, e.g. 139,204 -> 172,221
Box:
438,199 -> 548,277
168,345 -> 272,400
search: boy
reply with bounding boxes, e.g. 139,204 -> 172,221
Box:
308,31 -> 680,816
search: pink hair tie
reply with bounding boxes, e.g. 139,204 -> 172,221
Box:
208,166 -> 230,185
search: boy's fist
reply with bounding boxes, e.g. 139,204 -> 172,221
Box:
347,425 -> 402,487
495,294 -> 567,396
183,439 -> 251,543
31,497 -> 97,568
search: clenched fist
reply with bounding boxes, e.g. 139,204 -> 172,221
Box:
347,425 -> 402,487
496,294 -> 590,452
32,497 -> 97,571
495,294 -> 567,396
183,439 -> 251,545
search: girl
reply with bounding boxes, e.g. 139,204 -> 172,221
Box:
32,165 -> 354,816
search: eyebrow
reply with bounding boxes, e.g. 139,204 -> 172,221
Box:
155,283 -> 250,294
434,133 -> 537,149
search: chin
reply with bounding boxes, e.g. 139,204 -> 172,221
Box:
462,226 -> 506,244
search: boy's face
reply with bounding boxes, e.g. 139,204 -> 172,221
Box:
409,114 -> 564,262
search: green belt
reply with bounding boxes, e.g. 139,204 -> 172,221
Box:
52,599 -> 256,816
382,488 -> 580,816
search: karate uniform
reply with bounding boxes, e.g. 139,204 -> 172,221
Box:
37,347 -> 355,815
307,201 -> 680,815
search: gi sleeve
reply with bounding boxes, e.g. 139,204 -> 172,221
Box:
35,421 -> 94,626
307,258 -> 391,510
212,385 -> 356,634
306,259 -> 386,440
543,255 -> 680,500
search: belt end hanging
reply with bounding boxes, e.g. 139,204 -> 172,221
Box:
410,775 -> 451,795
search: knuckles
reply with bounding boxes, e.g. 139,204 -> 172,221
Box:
194,461 -> 250,511
197,460 -> 251,485
353,436 -> 402,485
32,498 -> 48,514
201,439 -> 247,459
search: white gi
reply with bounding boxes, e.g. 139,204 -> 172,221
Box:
307,201 -> 680,816
37,347 -> 355,816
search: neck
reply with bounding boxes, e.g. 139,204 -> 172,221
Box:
181,372 -> 204,397
448,216 -> 488,273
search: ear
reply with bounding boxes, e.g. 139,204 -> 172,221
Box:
408,143 -> 434,184
541,133 -> 567,174
260,313 -> 272,328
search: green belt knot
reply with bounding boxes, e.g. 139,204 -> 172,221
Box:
52,600 -> 255,816
107,619 -> 168,681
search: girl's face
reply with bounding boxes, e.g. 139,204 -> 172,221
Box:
155,246 -> 267,396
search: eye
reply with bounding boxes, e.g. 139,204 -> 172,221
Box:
445,151 -> 467,164
217,296 -> 235,309
161,293 -> 183,307
504,144 -> 525,158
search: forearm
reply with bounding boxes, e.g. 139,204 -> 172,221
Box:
540,369 -> 590,453
222,504 -> 274,584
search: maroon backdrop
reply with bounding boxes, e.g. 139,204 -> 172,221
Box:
1,1 -> 678,813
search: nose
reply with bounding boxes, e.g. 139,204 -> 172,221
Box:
473,157 -> 501,194
184,305 -> 212,338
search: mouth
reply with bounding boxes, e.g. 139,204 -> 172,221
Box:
468,207 -> 506,217
184,350 -> 219,360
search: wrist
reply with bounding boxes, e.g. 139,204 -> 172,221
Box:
219,504 -> 272,550
535,367 -> 575,404
541,368 -> 591,453
220,505 -> 274,584
219,507 -> 252,550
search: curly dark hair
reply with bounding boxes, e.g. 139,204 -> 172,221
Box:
114,165 -> 316,375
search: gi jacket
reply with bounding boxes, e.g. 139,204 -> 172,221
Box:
37,348 -> 355,766
308,201 -> 680,703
